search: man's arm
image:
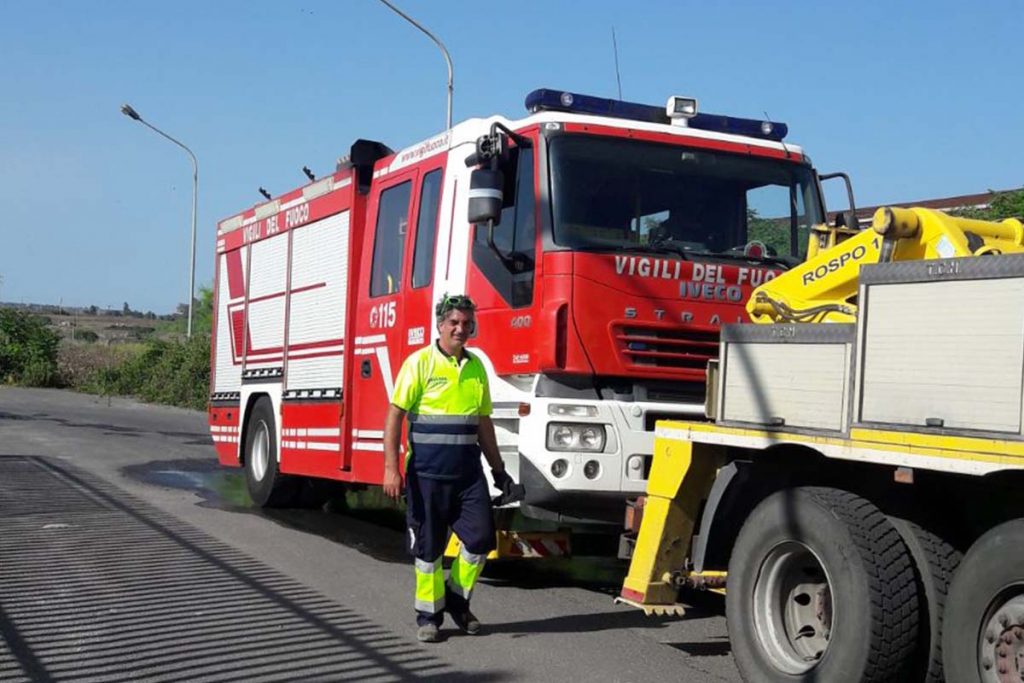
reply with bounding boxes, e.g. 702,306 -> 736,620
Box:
477,416 -> 505,473
383,403 -> 406,499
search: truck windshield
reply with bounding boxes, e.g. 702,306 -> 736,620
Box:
548,135 -> 824,264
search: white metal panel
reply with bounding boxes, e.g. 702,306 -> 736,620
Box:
287,211 -> 349,390
432,153 -> 472,324
723,342 -> 850,431
214,250 -> 244,394
245,233 -> 288,367
860,278 -> 1024,432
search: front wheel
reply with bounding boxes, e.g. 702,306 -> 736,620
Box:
243,397 -> 297,507
726,487 -> 919,683
943,519 -> 1024,683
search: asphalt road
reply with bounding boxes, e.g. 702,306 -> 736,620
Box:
0,387 -> 741,682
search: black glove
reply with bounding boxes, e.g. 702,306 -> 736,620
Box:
490,467 -> 525,506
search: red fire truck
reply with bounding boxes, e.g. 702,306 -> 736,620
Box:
208,88 -> 823,531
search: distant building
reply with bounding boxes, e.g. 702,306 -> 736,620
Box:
828,189 -> 1010,228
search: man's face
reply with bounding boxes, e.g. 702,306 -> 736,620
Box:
437,309 -> 475,351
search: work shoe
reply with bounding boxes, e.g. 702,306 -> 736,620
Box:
417,623 -> 440,643
450,610 -> 481,635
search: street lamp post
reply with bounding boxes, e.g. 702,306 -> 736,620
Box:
376,0 -> 453,130
120,104 -> 199,338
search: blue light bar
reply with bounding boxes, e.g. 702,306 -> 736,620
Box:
524,88 -> 788,142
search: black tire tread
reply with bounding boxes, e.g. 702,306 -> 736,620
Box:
802,487 -> 919,682
891,518 -> 962,683
244,397 -> 297,508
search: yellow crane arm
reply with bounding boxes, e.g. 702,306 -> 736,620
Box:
747,207 -> 1024,324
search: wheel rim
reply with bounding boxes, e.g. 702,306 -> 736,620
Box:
752,541 -> 834,674
250,419 -> 270,482
978,585 -> 1024,682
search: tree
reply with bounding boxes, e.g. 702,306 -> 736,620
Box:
950,188 -> 1024,222
193,285 -> 214,336
747,208 -> 790,253
0,308 -> 60,386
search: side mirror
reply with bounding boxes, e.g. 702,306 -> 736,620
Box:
468,168 -> 503,225
837,209 -> 861,230
818,171 -> 859,229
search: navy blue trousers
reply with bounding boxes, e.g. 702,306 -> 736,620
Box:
406,467 -> 496,626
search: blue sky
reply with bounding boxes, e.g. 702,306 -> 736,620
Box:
1,0 -> 1021,312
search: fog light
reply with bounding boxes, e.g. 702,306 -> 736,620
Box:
551,459 -> 569,478
583,460 -> 600,479
627,455 -> 643,472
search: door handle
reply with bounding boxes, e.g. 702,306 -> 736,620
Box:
361,360 -> 372,378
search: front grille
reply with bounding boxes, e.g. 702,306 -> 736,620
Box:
615,324 -> 719,373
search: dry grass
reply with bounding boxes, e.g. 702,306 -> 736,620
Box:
58,343 -> 144,388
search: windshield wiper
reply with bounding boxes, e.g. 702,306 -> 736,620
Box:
645,238 -> 692,259
689,250 -> 796,270
571,243 -> 690,259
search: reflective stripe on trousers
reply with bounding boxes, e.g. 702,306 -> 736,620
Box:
446,544 -> 487,601
414,556 -> 445,615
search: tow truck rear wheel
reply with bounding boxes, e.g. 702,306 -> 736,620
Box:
942,519 -> 1024,683
243,397 -> 298,507
889,517 -> 962,683
726,487 -> 919,683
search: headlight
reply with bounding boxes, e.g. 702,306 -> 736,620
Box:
546,422 -> 606,452
551,425 -> 575,449
579,427 -> 603,450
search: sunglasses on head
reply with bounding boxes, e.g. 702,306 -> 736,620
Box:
443,295 -> 474,307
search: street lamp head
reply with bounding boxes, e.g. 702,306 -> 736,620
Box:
120,104 -> 141,121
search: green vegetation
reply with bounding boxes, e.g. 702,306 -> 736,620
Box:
84,334 -> 210,410
80,287 -> 214,410
0,308 -> 61,386
950,188 -> 1024,221
156,286 -> 214,337
45,284 -> 215,410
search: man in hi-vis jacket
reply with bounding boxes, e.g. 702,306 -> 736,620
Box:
383,294 -> 521,643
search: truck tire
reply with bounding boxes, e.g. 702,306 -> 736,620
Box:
726,487 -> 919,683
243,397 -> 298,508
942,519 -> 1024,683
889,517 -> 962,683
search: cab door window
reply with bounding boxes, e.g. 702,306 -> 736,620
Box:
472,147 -> 535,307
370,181 -> 412,297
412,169 -> 443,289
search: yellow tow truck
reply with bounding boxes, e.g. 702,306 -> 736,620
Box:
619,207 -> 1024,683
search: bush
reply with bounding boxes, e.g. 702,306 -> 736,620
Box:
58,343 -> 138,388
85,335 -> 210,410
0,308 -> 61,386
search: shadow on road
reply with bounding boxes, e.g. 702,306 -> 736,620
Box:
669,639 -> 733,657
0,455 -> 511,683
485,608 -> 677,636
0,409 -> 210,445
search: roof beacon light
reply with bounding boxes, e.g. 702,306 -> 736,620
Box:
524,88 -> 788,141
666,96 -> 698,126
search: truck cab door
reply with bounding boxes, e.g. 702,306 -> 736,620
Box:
403,165 -> 446,357
349,167 -> 417,480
